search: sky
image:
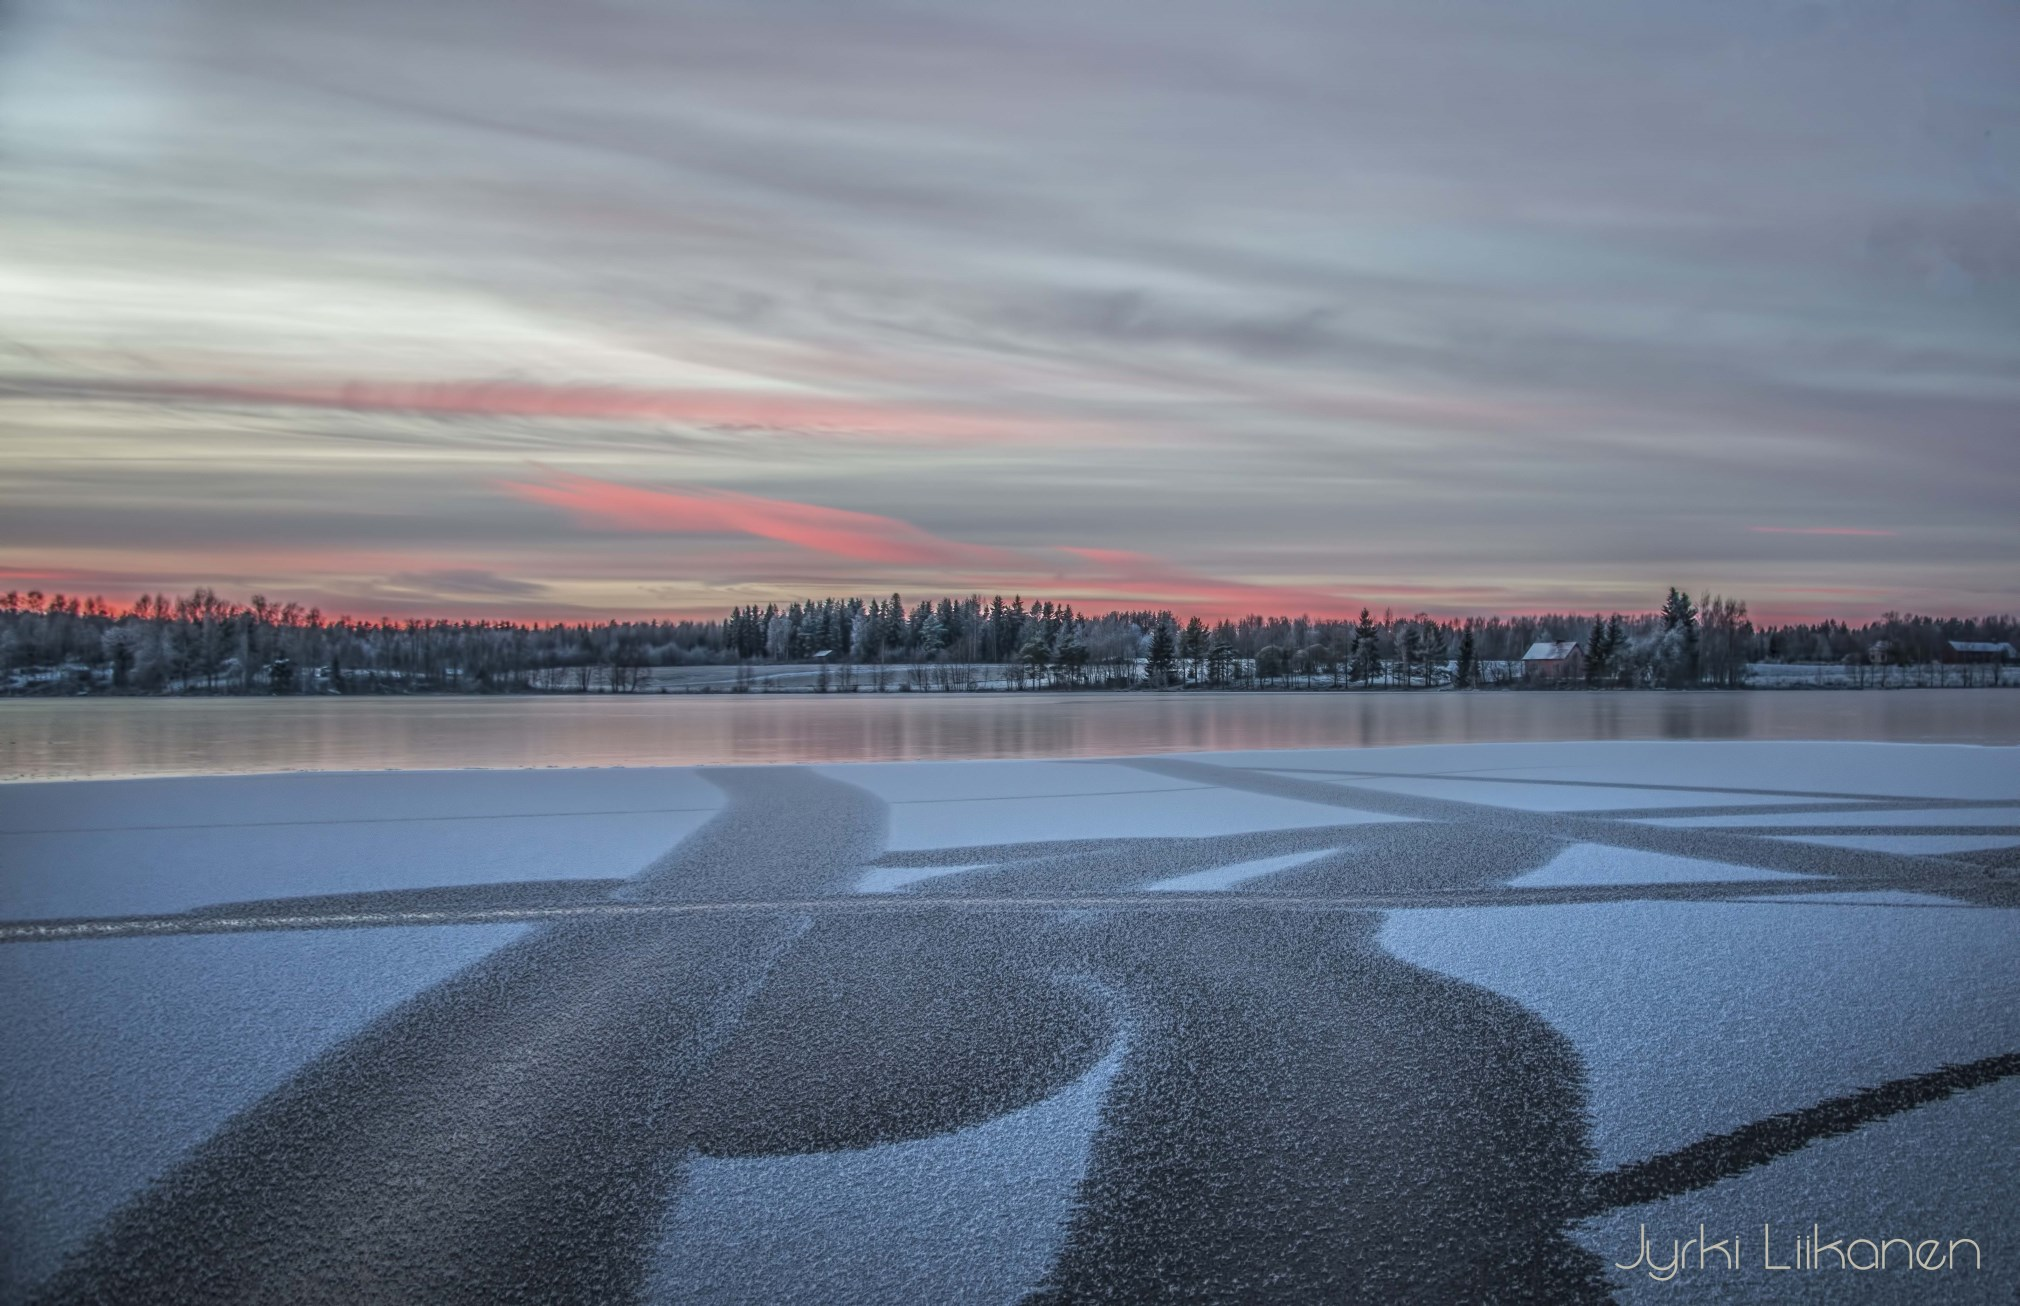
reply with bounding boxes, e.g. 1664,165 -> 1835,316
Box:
1,0 -> 2016,623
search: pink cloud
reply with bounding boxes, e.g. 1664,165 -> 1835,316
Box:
0,566 -> 93,583
500,469 -> 1024,568
1054,546 -> 1364,618
500,474 -> 1505,619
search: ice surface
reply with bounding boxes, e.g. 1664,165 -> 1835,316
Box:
645,1026 -> 1127,1305
1277,773 -> 1854,812
0,768 -> 724,830
814,760 -> 1194,804
1642,807 -> 2020,830
877,787 -> 1395,852
0,924 -> 529,1298
1509,843 -> 1817,888
1751,891 -> 1969,907
2,742 -> 2012,1299
1767,833 -> 2020,855
1198,742 -> 2020,801
853,864 -> 989,894
0,770 -> 719,919
1379,899 -> 2020,1169
1576,1077 -> 2020,1304
817,758 -> 1397,852
1141,849 -> 1333,892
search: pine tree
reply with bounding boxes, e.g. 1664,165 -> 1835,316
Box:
1454,628 -> 1477,688
1146,620 -> 1177,686
1397,623 -> 1423,688
1660,588 -> 1700,685
1180,616 -> 1208,682
1204,636 -> 1233,685
1351,608 -> 1381,684
1661,587 -> 1697,632
884,593 -> 907,656
1423,624 -> 1449,685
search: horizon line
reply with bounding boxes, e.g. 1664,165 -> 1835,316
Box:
3,584 -> 2012,633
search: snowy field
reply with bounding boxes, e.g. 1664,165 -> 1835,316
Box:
2,741 -> 2017,1302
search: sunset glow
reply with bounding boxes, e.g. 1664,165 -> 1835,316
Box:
2,0 -> 2015,623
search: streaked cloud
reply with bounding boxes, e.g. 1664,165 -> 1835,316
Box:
1,0 -> 2014,620
500,469 -> 1026,569
1054,547 -> 1354,617
1748,527 -> 1899,538
378,568 -> 547,599
0,374 -> 1046,443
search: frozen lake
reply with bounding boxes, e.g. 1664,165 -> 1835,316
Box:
4,688 -> 2017,780
3,740 -> 2016,1301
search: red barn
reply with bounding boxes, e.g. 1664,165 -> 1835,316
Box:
1521,640 -> 1585,682
1940,640 -> 2016,664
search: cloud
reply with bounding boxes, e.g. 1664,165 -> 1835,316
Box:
499,469 -> 1025,569
380,568 -> 547,598
500,473 -> 1417,617
0,375 -> 1035,443
1867,201 -> 2020,288
1050,547 -> 1518,619
1748,526 -> 1898,538
0,566 -> 80,581
0,0 -> 2014,621
1051,546 -> 1345,615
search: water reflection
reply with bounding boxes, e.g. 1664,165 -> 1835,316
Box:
1,690 -> 2015,781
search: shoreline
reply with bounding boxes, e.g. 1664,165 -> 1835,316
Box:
6,678 -> 2016,701
6,694 -> 2019,783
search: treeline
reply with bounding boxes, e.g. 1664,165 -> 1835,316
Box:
0,585 -> 2013,695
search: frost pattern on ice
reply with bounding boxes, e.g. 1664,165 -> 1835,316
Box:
645,1025 -> 1129,1305
1279,773 -> 1853,813
1639,807 -> 2020,830
1141,849 -> 1332,892
1575,1077 -> 2020,1305
1378,899 -> 2020,1169
0,768 -> 724,919
1767,832 -> 2020,856
1200,741 -> 2020,801
853,864 -> 988,894
1751,890 -> 1969,906
0,924 -> 530,1299
1509,843 -> 1816,888
880,787 -> 1388,851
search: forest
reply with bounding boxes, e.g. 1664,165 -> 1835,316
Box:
0,586 -> 2012,695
